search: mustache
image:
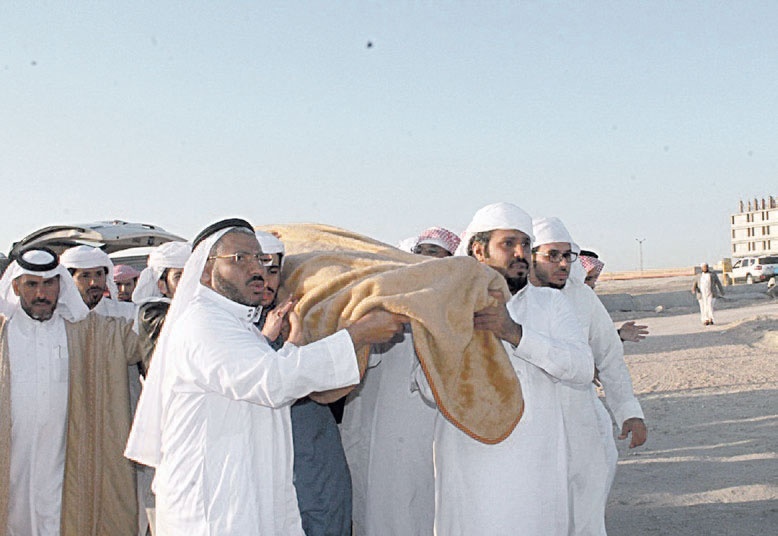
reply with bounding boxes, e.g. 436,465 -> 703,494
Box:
87,286 -> 103,292
32,298 -> 53,305
248,275 -> 265,284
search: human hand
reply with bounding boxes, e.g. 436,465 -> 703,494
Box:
261,297 -> 297,343
618,417 -> 648,448
285,308 -> 302,346
347,310 -> 409,351
473,290 -> 522,346
618,321 -> 649,343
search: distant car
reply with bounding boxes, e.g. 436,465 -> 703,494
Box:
8,220 -> 185,270
729,255 -> 778,284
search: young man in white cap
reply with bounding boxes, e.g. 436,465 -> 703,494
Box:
133,241 -> 192,373
126,219 -> 408,535
254,230 -> 355,536
417,202 -> 594,535
0,247 -> 142,535
130,240 -> 191,536
60,245 -> 136,321
531,216 -> 647,535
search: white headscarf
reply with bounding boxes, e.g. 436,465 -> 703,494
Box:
132,241 -> 192,304
60,245 -> 119,299
125,225 -> 246,467
0,248 -> 89,322
255,231 -> 285,268
455,202 -> 535,256
532,216 -> 586,287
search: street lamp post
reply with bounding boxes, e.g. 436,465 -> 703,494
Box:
635,238 -> 646,273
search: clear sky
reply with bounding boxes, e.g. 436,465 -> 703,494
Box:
2,1 -> 775,271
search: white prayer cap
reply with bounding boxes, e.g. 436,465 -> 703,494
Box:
132,241 -> 192,304
531,217 -> 580,253
126,218 -> 255,468
397,236 -> 417,253
255,231 -> 285,268
60,245 -> 118,299
455,202 -> 535,256
0,247 -> 89,322
533,217 -> 587,287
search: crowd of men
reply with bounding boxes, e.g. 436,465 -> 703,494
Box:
0,202 -> 648,536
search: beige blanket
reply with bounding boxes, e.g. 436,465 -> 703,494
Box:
258,224 -> 524,444
0,313 -> 140,536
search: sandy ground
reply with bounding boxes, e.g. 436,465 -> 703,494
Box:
604,293 -> 778,535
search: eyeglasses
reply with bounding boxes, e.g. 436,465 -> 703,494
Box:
534,250 -> 578,263
208,252 -> 275,267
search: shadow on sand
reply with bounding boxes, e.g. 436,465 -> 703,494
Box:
606,389 -> 778,535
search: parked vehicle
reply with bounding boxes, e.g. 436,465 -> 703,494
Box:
728,255 -> 778,284
8,220 -> 185,270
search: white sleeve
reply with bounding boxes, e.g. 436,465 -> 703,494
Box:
181,317 -> 360,408
510,291 -> 594,385
587,295 -> 644,425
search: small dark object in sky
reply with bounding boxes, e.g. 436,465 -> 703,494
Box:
30,60 -> 37,66
366,41 -> 373,48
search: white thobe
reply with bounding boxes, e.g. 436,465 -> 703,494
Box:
697,273 -> 715,323
341,328 -> 436,536
417,285 -> 594,536
7,310 -> 69,536
154,286 -> 360,535
561,282 -> 643,535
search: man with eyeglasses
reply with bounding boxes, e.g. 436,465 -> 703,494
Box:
414,202 -> 594,535
126,219 -> 408,535
531,216 -> 647,536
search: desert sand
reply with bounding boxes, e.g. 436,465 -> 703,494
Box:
603,282 -> 778,535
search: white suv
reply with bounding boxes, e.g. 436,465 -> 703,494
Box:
729,255 -> 778,284
8,220 -> 184,270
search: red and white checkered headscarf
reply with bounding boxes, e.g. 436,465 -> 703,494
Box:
580,254 -> 605,280
415,227 -> 461,255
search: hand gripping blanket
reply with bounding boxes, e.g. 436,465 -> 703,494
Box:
257,224 -> 523,444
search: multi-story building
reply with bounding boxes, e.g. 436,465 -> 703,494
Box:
731,196 -> 778,258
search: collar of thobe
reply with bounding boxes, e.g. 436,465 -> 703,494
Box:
196,284 -> 263,324
9,306 -> 66,332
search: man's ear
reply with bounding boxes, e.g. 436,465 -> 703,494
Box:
471,240 -> 487,263
11,278 -> 20,297
157,278 -> 168,296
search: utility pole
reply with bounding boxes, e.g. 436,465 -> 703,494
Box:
635,238 -> 646,273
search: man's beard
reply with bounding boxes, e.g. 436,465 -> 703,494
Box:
213,270 -> 263,307
23,297 -> 58,321
85,286 -> 104,309
506,274 -> 528,294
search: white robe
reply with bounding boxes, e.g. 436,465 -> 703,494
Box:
697,273 -> 715,322
341,328 -> 436,536
417,284 -> 594,536
7,310 -> 69,536
153,286 -> 360,535
561,281 -> 642,535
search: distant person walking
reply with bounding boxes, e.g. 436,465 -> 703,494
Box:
692,263 -> 724,325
